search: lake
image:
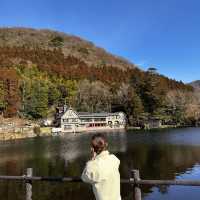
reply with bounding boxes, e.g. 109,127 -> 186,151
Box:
0,127 -> 200,200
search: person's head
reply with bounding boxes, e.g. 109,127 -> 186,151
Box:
91,133 -> 108,154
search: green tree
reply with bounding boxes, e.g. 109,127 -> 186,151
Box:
25,80 -> 49,118
49,36 -> 64,47
140,73 -> 166,114
48,84 -> 60,106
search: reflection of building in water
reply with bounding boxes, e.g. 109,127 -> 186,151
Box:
60,132 -> 128,166
60,135 -> 87,165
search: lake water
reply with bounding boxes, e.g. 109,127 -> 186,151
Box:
0,128 -> 200,200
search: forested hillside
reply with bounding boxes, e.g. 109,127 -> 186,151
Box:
0,27 -> 198,126
0,27 -> 135,69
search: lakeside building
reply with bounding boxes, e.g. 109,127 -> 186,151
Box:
53,106 -> 126,133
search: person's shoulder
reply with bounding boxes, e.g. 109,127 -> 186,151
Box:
86,159 -> 99,170
109,153 -> 120,160
109,154 -> 120,165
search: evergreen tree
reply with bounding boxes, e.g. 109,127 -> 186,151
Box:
48,84 -> 60,106
26,80 -> 49,118
140,73 -> 166,114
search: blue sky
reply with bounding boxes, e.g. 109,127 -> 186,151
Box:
1,0 -> 200,83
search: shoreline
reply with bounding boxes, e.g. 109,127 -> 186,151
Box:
0,125 -> 197,142
126,124 -> 183,130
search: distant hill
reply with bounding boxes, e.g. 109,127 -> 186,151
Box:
0,27 -> 135,70
190,80 -> 200,90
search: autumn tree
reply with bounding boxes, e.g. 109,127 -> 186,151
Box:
165,90 -> 200,125
75,79 -> 111,112
0,81 -> 6,113
117,83 -> 144,125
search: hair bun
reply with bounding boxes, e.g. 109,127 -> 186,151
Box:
91,134 -> 107,154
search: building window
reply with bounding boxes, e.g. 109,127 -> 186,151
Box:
72,118 -> 78,122
63,119 -> 68,122
81,118 -> 92,122
89,123 -> 94,127
94,118 -> 106,122
63,118 -> 78,123
114,121 -> 120,127
64,125 -> 72,130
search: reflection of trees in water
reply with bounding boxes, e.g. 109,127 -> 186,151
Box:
107,131 -> 127,153
0,181 -> 24,200
60,131 -> 127,165
120,143 -> 200,197
1,131 -> 200,199
0,137 -> 52,172
0,132 -> 128,200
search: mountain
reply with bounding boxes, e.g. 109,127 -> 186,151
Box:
0,27 -> 194,122
0,27 -> 135,70
190,80 -> 200,90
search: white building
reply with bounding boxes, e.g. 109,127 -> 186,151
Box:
57,107 -> 126,133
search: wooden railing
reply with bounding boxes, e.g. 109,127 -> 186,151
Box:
1,168 -> 200,200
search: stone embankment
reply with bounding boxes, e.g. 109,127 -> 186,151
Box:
0,126 -> 35,140
0,117 -> 52,141
0,126 -> 52,141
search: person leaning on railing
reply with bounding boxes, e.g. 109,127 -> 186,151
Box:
81,133 -> 121,200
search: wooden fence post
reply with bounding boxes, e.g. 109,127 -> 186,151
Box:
131,169 -> 142,200
26,168 -> 33,200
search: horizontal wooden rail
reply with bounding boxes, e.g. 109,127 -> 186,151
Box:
0,175 -> 200,186
0,175 -> 82,182
0,176 -> 129,183
135,179 -> 200,186
1,168 -> 200,200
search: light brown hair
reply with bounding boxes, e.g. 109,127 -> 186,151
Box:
91,133 -> 108,154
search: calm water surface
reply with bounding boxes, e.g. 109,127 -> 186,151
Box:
0,128 -> 200,200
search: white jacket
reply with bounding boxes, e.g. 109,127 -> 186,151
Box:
81,150 -> 121,200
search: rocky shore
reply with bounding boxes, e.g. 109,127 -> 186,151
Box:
0,117 -> 52,141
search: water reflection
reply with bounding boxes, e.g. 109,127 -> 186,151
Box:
0,128 -> 200,200
145,164 -> 200,200
59,132 -> 127,164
